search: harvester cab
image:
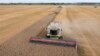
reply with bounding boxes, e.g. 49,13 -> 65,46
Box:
46,21 -> 63,39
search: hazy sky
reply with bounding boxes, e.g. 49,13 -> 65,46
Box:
0,0 -> 100,3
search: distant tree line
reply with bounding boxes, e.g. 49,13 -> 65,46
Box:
0,3 -> 100,5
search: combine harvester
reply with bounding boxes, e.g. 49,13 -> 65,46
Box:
30,21 -> 77,48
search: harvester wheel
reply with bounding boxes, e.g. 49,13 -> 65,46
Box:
58,36 -> 63,39
46,36 -> 50,39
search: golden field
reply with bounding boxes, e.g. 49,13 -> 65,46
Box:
0,5 -> 100,56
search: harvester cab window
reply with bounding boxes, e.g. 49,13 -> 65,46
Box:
50,30 -> 58,35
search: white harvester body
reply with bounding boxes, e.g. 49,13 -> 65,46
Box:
47,21 -> 62,39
